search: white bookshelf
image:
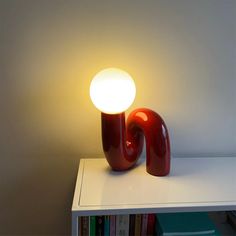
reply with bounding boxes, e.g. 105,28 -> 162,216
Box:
71,157 -> 236,235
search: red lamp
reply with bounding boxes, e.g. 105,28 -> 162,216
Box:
90,68 -> 170,176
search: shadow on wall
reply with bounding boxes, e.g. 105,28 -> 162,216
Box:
0,126 -> 80,234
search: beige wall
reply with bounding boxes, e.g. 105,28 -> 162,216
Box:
0,0 -> 235,234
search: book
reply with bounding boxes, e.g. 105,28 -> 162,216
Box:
141,214 -> 148,235
89,216 -> 96,236
134,214 -> 142,236
96,216 -> 104,236
80,216 -> 89,236
147,214 -> 156,236
116,215 -> 130,236
156,212 -> 218,236
104,215 -> 110,236
129,214 -> 135,236
110,215 -> 116,236
232,211 -> 236,217
78,217 -> 82,236
227,211 -> 236,230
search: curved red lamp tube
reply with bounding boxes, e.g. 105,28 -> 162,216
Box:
90,68 -> 171,176
102,108 -> 171,176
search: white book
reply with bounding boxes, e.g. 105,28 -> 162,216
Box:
116,215 -> 130,236
141,214 -> 148,236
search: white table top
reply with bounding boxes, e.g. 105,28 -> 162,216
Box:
72,157 -> 236,216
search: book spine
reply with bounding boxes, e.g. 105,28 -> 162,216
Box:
147,214 -> 156,236
78,217 -> 82,236
141,214 -> 148,236
89,216 -> 96,236
129,214 -> 135,236
104,215 -> 110,236
110,215 -> 116,236
96,216 -> 104,236
81,216 -> 89,236
228,212 -> 236,230
134,214 -> 142,236
116,215 -> 130,236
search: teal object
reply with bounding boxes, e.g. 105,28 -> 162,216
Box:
156,212 -> 220,236
89,216 -> 96,236
104,215 -> 110,236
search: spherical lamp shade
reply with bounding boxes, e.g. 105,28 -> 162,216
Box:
90,68 -> 136,114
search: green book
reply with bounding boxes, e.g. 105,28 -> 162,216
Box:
156,212 -> 220,236
89,216 -> 96,236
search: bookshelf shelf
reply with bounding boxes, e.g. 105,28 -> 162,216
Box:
71,157 -> 236,235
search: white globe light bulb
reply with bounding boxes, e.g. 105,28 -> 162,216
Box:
90,68 -> 136,114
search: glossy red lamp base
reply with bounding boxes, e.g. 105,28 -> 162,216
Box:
101,108 -> 171,176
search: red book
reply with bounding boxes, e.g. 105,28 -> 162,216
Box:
147,214 -> 156,236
